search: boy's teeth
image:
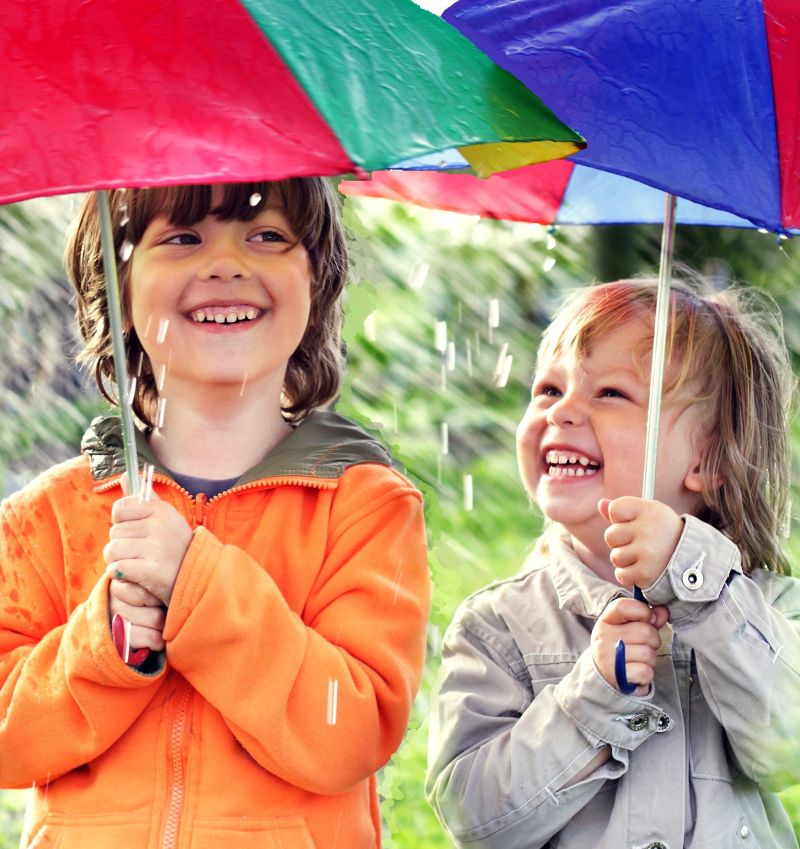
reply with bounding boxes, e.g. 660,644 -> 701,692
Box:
190,307 -> 259,324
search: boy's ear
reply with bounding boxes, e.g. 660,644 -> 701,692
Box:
683,435 -> 723,493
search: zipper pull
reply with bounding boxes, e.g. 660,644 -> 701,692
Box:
193,492 -> 207,528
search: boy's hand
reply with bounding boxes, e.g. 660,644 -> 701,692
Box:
592,597 -> 669,697
598,496 -> 683,590
104,489 -> 193,606
108,580 -> 166,651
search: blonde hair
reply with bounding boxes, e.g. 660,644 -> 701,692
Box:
66,179 -> 347,426
539,276 -> 793,574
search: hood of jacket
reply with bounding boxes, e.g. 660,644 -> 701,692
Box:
81,409 -> 393,486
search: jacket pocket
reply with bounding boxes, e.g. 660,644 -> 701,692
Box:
187,815 -> 318,849
688,682 -> 736,782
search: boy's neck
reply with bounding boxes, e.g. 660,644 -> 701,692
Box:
567,531 -> 621,585
146,381 -> 293,480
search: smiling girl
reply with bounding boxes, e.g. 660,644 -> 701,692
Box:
0,180 -> 430,849
427,277 -> 800,849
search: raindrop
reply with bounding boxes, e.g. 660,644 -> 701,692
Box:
408,261 -> 429,290
546,233 -> 557,251
440,422 -> 449,455
136,352 -> 144,378
156,318 -> 170,344
466,339 -> 473,378
143,315 -> 154,341
326,678 -> 339,725
126,377 -> 137,406
157,364 -> 167,391
249,192 -> 262,207
440,363 -> 447,392
240,372 -> 249,397
140,464 -> 155,503
488,298 -> 500,329
447,341 -> 456,371
119,240 -> 133,262
463,474 -> 474,511
493,343 -> 509,383
363,311 -> 377,342
155,397 -> 167,429
434,321 -> 448,354
496,354 -> 513,388
542,256 -> 556,273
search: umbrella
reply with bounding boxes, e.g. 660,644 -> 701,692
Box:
340,159 -> 755,228
1,0 -> 585,497
428,0 -> 799,692
441,0 -> 799,234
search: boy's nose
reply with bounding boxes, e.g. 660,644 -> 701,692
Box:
546,394 -> 586,427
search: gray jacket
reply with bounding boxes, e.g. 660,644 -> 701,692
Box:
427,517 -> 800,849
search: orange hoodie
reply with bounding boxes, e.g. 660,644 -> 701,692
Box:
0,411 -> 430,849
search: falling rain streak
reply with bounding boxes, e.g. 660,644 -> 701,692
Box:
156,318 -> 170,344
463,474 -> 474,511
440,423 -> 449,455
408,261 -> 429,289
488,298 -> 500,343
363,312 -> 377,342
240,372 -> 249,397
155,397 -> 167,430
118,240 -> 133,263
326,678 -> 339,726
140,464 -> 155,502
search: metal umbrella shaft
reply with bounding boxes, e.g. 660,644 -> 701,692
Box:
615,193 -> 677,694
96,190 -> 141,498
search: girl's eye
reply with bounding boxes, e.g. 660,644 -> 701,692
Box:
598,387 -> 626,399
534,383 -> 562,398
250,229 -> 289,245
163,232 -> 200,246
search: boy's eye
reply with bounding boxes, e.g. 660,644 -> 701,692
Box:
249,229 -> 290,245
598,387 -> 626,399
163,232 -> 200,245
534,383 -> 562,398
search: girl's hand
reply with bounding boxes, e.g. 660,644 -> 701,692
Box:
592,597 -> 669,696
598,496 -> 683,590
103,489 -> 193,606
108,579 -> 166,652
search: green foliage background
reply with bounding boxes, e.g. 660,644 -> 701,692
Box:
0,192 -> 798,847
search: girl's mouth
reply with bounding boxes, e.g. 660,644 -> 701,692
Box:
544,449 -> 601,478
188,306 -> 262,325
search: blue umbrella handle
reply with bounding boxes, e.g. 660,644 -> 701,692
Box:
614,586 -> 646,694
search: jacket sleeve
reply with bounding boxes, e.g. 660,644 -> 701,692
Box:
643,515 -> 800,789
0,495 -> 167,788
426,604 -> 666,849
161,464 -> 430,795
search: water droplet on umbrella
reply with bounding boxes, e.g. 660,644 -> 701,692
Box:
434,321 -> 447,354
119,240 -> 133,262
463,474 -> 474,511
249,192 -> 262,207
409,261 -> 429,289
326,678 -> 339,725
440,422 -> 449,455
542,256 -> 556,272
156,318 -> 170,344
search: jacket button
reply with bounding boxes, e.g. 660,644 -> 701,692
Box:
739,824 -> 750,839
681,567 -> 704,589
656,713 -> 672,732
626,714 -> 649,731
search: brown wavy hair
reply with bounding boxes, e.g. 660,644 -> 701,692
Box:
66,179 -> 347,426
538,275 -> 794,574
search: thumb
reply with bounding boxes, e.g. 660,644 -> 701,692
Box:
597,498 -> 611,522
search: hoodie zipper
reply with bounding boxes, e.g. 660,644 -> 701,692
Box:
162,682 -> 191,849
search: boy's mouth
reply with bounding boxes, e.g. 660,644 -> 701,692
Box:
544,449 -> 601,478
188,305 -> 262,325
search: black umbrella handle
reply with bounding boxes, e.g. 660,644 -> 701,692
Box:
614,586 -> 646,694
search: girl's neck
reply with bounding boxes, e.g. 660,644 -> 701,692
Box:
145,379 -> 293,480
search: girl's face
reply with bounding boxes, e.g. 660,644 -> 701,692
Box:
128,189 -> 312,401
517,317 -> 707,564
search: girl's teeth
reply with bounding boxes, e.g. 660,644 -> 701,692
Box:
245,308 -> 257,320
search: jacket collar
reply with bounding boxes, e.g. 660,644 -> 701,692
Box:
81,410 -> 393,484
541,526 -> 628,618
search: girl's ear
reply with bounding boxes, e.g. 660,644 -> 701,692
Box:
684,435 -> 723,494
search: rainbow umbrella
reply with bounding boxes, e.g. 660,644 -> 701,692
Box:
441,0 -> 798,235
0,0 -> 584,205
341,159 -> 754,228
1,0 -> 584,496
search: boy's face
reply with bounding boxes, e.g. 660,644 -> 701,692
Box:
517,317 -> 707,562
128,190 -> 312,399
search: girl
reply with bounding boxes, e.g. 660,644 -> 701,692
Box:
0,179 -> 430,849
427,277 -> 800,849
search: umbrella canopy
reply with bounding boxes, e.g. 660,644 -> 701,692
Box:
341,160 -> 754,227
0,0 -> 584,205
441,0 -> 799,233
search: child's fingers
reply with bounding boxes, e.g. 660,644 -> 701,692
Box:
651,605 -> 670,629
600,597 -> 653,626
110,597 -> 166,632
609,544 -> 638,569
111,495 -> 156,524
109,578 -> 163,607
126,623 -> 165,653
597,498 -> 612,522
605,495 -> 644,524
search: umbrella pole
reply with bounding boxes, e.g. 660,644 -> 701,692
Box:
615,193 -> 677,694
96,190 -> 141,497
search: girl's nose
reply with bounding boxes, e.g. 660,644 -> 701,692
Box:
546,392 -> 585,427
